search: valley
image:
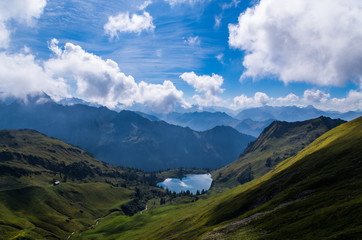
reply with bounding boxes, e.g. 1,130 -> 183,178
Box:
80,116 -> 362,240
0,113 -> 360,239
1,1 -> 361,239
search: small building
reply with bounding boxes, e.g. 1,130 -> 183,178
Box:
53,181 -> 61,185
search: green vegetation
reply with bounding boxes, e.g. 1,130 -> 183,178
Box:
81,117 -> 362,239
0,129 -> 166,239
212,116 -> 345,190
1,116 -> 361,239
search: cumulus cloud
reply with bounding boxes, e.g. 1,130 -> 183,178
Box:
329,90 -> 362,112
0,51 -> 68,100
277,93 -> 299,104
180,72 -> 224,107
45,40 -> 139,108
104,11 -> 155,37
137,80 -> 190,113
0,0 -> 46,48
184,36 -> 200,47
303,89 -> 330,103
44,40 -> 187,113
229,0 -> 362,86
232,92 -> 270,109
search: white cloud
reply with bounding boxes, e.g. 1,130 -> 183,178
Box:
164,0 -> 207,6
0,22 -> 10,49
216,53 -> 224,64
229,0 -> 362,86
277,93 -> 299,104
45,40 -> 138,108
232,92 -> 270,109
214,15 -> 222,29
138,0 -> 152,10
44,40 -> 187,113
48,38 -> 62,57
0,51 -> 68,100
0,0 -> 46,48
222,0 -> 240,10
184,36 -> 200,47
180,72 -> 224,107
138,80 -> 190,113
180,72 -> 224,94
329,90 -> 362,112
303,89 -> 330,103
104,11 -> 155,37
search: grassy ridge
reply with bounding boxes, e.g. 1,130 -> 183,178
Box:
212,116 -> 345,190
81,117 -> 362,239
0,129 -> 162,240
0,183 -> 131,240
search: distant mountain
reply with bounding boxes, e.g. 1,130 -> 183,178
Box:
134,111 -> 160,121
0,99 -> 254,171
161,111 -> 272,137
163,111 -> 240,131
236,105 -> 361,122
234,118 -> 275,137
212,116 -> 346,189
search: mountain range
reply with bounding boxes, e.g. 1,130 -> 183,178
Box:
0,96 -> 254,171
162,111 -> 274,137
235,105 -> 361,122
152,105 -> 360,137
1,115 -> 361,239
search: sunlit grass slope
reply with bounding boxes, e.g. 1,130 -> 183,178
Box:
0,129 -> 143,240
212,116 -> 345,190
82,116 -> 361,239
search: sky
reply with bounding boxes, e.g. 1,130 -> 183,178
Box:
0,0 -> 361,113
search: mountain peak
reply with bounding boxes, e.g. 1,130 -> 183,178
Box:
243,116 -> 345,155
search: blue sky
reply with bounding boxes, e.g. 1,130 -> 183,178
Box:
0,0 -> 361,113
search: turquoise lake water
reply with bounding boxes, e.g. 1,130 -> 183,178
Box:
157,174 -> 213,194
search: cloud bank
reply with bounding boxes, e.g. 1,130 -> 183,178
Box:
1,39 -> 188,113
229,0 -> 362,86
0,51 -> 68,100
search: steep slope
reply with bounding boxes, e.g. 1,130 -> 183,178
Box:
0,129 -> 161,240
0,100 -> 254,171
81,116 -> 362,240
212,116 -> 345,189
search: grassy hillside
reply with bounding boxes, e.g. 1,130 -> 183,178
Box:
0,129 -> 164,240
212,116 -> 345,190
81,117 -> 362,239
